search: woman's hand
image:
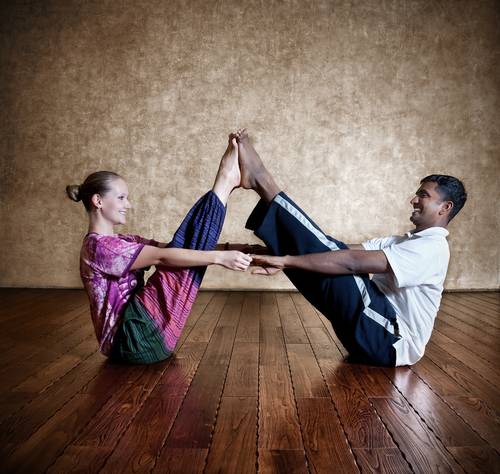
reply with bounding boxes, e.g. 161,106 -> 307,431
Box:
250,255 -> 286,275
216,251 -> 252,271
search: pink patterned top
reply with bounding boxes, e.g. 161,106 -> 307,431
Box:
80,232 -> 159,356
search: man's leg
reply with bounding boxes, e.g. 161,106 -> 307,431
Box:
238,131 -> 399,366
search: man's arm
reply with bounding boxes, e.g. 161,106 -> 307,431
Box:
251,249 -> 390,275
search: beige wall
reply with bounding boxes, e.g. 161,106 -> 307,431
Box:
1,0 -> 499,290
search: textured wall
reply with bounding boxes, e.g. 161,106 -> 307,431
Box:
1,0 -> 499,290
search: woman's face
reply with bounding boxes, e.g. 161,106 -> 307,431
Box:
98,178 -> 132,226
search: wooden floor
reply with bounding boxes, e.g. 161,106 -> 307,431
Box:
0,290 -> 499,473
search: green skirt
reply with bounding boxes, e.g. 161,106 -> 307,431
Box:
110,298 -> 172,364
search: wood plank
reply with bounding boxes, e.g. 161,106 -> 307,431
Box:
383,366 -> 484,447
259,363 -> 303,450
0,351 -> 107,446
470,292 -> 500,304
153,342 -> 208,396
0,318 -> 95,390
450,294 -> 500,319
286,343 -> 329,398
12,335 -> 97,395
460,293 -> 500,311
440,299 -> 498,328
447,446 -> 500,474
296,397 -> 359,473
353,366 -> 399,398
216,291 -> 243,327
235,293 -> 260,342
433,320 -> 500,365
12,353 -> 83,394
153,448 -> 208,474
318,312 -> 349,358
260,325 -> 287,366
290,292 -> 324,327
47,446 -> 112,474
425,342 -> 500,411
183,291 -> 215,329
430,330 -> 500,384
260,292 -> 281,327
276,293 -> 308,343
204,397 -> 257,474
200,325 -> 237,366
371,397 -> 464,472
186,293 -> 227,342
72,384 -> 151,448
258,449 -> 308,474
99,395 -> 184,474
319,361 -> 396,449
163,363 -> 227,448
437,310 -> 500,345
437,308 -> 500,339
3,394 -> 105,473
444,396 -> 500,452
411,356 -> 471,397
352,448 -> 412,473
223,342 -> 259,397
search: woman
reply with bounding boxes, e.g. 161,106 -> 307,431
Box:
66,135 -> 251,364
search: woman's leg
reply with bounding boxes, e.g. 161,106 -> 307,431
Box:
128,137 -> 239,359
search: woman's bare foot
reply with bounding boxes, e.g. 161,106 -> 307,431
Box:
235,129 -> 280,202
212,135 -> 240,205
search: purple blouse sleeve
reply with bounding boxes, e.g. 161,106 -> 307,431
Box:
92,235 -> 145,277
126,234 -> 162,247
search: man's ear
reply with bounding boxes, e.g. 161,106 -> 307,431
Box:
440,200 -> 453,216
91,194 -> 102,209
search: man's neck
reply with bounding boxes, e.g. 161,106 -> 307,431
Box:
413,223 -> 448,233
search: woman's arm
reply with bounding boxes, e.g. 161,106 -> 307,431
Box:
251,250 -> 389,275
131,245 -> 252,272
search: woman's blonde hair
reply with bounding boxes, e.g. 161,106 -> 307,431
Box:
66,171 -> 122,212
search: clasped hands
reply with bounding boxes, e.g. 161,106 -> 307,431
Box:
224,243 -> 285,276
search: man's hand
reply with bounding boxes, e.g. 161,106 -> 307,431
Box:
250,255 -> 285,276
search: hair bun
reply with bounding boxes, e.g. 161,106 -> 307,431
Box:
66,184 -> 81,202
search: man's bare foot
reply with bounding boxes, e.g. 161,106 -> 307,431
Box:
212,135 -> 240,205
235,129 -> 281,202
235,129 -> 265,189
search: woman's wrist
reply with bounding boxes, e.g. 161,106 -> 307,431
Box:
212,250 -> 224,266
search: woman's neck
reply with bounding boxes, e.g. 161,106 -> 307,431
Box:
88,212 -> 115,235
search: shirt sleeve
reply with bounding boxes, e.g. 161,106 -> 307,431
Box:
362,235 -> 397,251
381,237 -> 446,288
126,234 -> 162,247
92,236 -> 145,277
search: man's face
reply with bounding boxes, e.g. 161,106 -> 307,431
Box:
410,181 -> 450,230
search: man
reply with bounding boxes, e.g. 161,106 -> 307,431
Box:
235,129 -> 467,366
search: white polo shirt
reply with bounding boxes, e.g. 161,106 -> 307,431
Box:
362,227 -> 450,366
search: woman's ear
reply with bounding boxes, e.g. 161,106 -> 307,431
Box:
91,193 -> 102,210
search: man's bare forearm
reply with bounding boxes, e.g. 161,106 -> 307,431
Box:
282,250 -> 389,275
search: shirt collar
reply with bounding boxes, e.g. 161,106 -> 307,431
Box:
406,227 -> 449,238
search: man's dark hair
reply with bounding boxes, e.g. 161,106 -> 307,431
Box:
421,174 -> 467,222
